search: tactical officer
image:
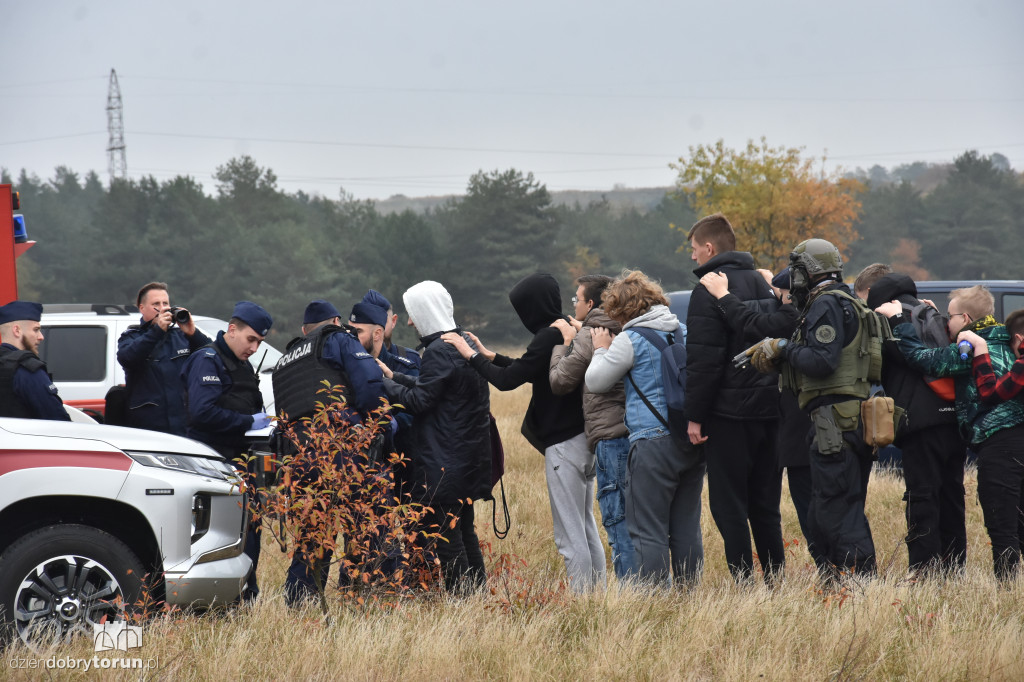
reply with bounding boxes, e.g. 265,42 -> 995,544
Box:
117,282 -> 211,435
361,289 -> 422,370
750,239 -> 885,579
182,301 -> 273,602
272,299 -> 389,605
0,301 -> 70,421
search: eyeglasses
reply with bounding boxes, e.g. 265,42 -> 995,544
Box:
571,296 -> 579,305
946,311 -> 970,325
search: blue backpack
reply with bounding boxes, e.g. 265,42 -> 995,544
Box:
625,326 -> 688,440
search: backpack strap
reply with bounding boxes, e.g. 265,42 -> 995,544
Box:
629,326 -> 670,351
624,327 -> 672,432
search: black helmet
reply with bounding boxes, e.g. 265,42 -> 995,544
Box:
789,239 -> 843,277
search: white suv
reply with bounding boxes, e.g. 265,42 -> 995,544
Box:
0,417 -> 250,645
39,304 -> 282,420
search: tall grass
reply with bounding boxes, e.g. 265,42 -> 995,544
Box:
8,386 -> 1023,681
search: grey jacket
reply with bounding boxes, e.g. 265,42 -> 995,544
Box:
549,307 -> 628,451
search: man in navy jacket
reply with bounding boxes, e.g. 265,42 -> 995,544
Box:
118,282 -> 210,435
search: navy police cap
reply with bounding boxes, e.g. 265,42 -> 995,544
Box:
303,299 -> 340,325
232,301 -> 273,336
349,301 -> 388,327
361,289 -> 392,312
0,301 -> 43,325
771,268 -> 792,290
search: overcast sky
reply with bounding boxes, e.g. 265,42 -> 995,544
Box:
3,1 -> 1022,201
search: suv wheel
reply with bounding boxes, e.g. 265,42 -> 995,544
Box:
0,525 -> 144,646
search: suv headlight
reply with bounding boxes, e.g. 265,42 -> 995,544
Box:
126,451 -> 240,482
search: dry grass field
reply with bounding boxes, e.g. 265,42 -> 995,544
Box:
7,385 -> 1024,681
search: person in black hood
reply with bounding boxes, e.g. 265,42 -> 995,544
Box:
864,271 -> 968,574
444,272 -> 606,592
684,213 -> 786,584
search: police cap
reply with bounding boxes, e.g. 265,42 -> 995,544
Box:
349,302 -> 388,327
361,289 -> 392,312
232,301 -> 273,336
303,299 -> 340,325
0,301 -> 43,325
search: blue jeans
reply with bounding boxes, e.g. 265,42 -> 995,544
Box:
595,437 -> 636,578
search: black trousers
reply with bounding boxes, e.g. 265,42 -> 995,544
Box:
976,424 -> 1024,582
807,426 -> 876,577
705,416 -> 785,582
901,424 -> 967,572
421,502 -> 486,593
787,464 -> 828,570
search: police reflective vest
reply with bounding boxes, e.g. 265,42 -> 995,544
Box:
0,346 -> 45,418
271,324 -> 352,421
781,289 -> 891,410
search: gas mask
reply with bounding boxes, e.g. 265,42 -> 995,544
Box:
789,265 -> 811,310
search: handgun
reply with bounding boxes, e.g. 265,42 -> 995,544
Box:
732,337 -> 787,369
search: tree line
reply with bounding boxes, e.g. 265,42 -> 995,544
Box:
4,144 -> 1021,346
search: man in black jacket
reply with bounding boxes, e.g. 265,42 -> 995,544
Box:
684,213 -> 785,583
444,272 -> 606,593
866,272 -> 967,574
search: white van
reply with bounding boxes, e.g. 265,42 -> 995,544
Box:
39,304 -> 281,420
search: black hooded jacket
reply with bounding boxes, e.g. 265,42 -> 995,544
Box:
469,273 -> 585,453
684,251 -> 782,423
867,273 -> 958,435
383,329 -> 492,504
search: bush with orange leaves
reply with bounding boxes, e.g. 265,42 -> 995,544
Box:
256,384 -> 443,617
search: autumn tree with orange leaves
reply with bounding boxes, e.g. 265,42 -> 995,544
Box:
671,138 -> 865,272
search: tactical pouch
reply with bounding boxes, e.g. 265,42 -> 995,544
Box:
860,396 -> 896,448
832,399 -> 862,432
811,405 -> 842,456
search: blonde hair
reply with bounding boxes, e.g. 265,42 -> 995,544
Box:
949,285 -> 994,320
603,270 -> 669,325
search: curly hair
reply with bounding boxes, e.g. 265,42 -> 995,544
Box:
602,270 -> 669,325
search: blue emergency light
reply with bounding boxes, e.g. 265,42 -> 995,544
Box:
12,215 -> 27,243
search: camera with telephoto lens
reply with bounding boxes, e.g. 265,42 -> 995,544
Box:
169,306 -> 191,325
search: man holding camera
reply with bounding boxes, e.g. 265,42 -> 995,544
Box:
117,282 -> 211,436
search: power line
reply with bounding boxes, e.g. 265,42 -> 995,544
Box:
0,75 -> 106,90
128,130 -> 672,158
0,131 -> 105,146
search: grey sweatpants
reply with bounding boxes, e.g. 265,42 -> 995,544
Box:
545,432 -> 607,592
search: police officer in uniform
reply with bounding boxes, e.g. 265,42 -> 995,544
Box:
272,299 -> 388,605
749,239 -> 884,579
350,299 -> 420,504
117,282 -> 211,435
348,301 -> 419,382
361,289 -> 422,370
0,301 -> 70,421
182,301 -> 273,601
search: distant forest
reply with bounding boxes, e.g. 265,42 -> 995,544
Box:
3,149 -> 1021,345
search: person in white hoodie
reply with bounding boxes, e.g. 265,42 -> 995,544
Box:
377,281 -> 493,592
586,270 -> 705,587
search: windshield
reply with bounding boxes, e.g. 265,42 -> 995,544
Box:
193,316 -> 283,373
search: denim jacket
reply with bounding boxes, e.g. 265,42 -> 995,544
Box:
586,304 -> 682,443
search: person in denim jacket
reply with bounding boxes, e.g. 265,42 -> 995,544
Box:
586,270 -> 704,587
